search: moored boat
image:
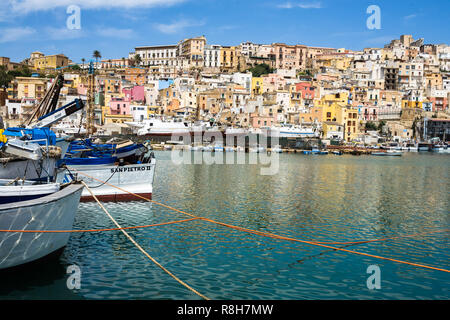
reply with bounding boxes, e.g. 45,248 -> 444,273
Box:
0,183 -> 83,270
371,151 -> 402,156
63,152 -> 156,202
0,179 -> 60,205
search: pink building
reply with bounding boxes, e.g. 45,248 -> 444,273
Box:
262,73 -> 286,92
360,105 -> 378,121
429,96 -> 448,112
110,97 -> 130,115
77,83 -> 88,95
250,115 -> 277,128
295,82 -> 315,105
122,86 -> 145,103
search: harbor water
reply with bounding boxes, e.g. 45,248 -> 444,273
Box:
1,151 -> 449,299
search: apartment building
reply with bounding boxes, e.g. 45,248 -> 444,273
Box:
133,45 -> 178,67
7,77 -> 50,100
178,36 -> 207,69
273,43 -> 308,71
204,45 -> 222,69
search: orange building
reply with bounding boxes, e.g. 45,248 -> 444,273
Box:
124,67 -> 147,86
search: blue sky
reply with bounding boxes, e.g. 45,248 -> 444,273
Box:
0,0 -> 449,64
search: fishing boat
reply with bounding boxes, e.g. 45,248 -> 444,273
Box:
0,182 -> 83,270
249,144 -> 266,153
371,151 -> 402,156
268,124 -> 319,138
202,145 -> 213,152
271,145 -> 283,153
189,145 -> 203,151
431,142 -> 448,153
213,143 -> 224,152
60,138 -> 156,202
418,142 -> 431,152
332,150 -> 343,155
406,143 -> 418,152
0,179 -> 60,205
136,117 -> 191,136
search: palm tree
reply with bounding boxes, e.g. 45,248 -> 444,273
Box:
134,54 -> 142,66
121,57 -> 125,68
93,50 -> 101,70
81,58 -> 86,70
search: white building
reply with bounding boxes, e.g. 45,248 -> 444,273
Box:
131,105 -> 148,122
231,72 -> 252,90
134,45 -> 178,67
240,42 -> 261,57
204,45 -> 221,68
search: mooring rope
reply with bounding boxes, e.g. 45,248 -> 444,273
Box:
69,168 -> 450,274
0,217 -> 201,233
80,181 -> 210,300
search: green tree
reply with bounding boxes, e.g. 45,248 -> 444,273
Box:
365,121 -> 378,131
0,66 -> 13,89
8,65 -> 32,78
248,63 -> 273,77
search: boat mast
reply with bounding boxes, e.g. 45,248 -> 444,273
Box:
86,61 -> 95,137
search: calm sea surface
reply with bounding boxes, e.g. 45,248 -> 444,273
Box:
1,151 -> 449,300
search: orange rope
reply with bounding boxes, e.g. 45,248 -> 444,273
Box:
81,181 -> 210,300
310,229 -> 450,245
0,218 -> 201,233
69,168 -> 450,274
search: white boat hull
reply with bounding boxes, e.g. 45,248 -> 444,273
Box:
0,184 -> 83,270
66,159 -> 156,202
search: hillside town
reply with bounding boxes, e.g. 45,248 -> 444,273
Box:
1,34 -> 449,147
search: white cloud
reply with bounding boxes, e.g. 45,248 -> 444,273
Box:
154,19 -> 205,34
6,0 -> 186,13
96,27 -> 135,39
277,1 -> 323,9
45,27 -> 85,40
404,14 -> 417,20
0,27 -> 36,43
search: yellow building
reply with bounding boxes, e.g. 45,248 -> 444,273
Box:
220,46 -> 245,73
251,77 -> 263,96
316,92 -> 349,123
7,76 -> 50,100
103,113 -> 133,125
343,107 -> 359,142
33,54 -> 70,70
322,121 -> 344,140
402,99 -> 423,109
315,92 -> 359,141
148,106 -> 160,116
97,77 -> 123,108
